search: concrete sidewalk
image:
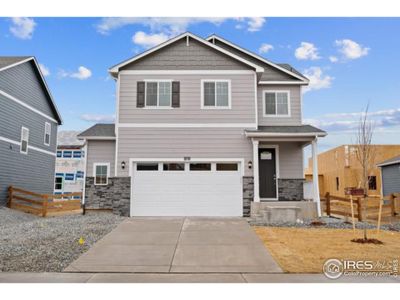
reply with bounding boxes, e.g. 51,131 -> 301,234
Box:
0,272 -> 398,283
65,217 -> 282,273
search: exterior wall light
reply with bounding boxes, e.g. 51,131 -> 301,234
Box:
248,161 -> 252,169
121,161 -> 126,170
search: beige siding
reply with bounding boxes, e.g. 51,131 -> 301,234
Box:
121,38 -> 250,71
119,73 -> 256,124
116,127 -> 253,176
86,140 -> 116,177
257,85 -> 302,126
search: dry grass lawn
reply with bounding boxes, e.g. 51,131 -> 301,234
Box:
254,227 -> 400,273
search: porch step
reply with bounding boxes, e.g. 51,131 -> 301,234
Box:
250,206 -> 301,224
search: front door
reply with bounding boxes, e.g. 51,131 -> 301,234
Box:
258,148 -> 277,199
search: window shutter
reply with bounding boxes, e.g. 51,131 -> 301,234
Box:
137,81 -> 145,108
171,81 -> 180,108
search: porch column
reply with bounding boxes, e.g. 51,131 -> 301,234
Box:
312,136 -> 321,217
252,139 -> 260,202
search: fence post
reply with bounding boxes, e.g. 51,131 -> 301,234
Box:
325,192 -> 331,216
42,195 -> 48,217
7,186 -> 13,208
357,197 -> 363,221
390,194 -> 396,216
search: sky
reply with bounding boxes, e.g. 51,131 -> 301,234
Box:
1,17 -> 399,159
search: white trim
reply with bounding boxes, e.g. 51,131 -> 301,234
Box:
245,131 -> 327,138
93,162 -> 111,186
258,81 -> 308,85
109,32 -> 264,75
0,89 -> 58,123
206,35 -> 308,83
262,90 -> 291,118
117,123 -> 256,128
0,57 -> 33,72
29,145 -> 56,156
119,70 -> 256,75
0,134 -> 56,156
78,136 -> 116,140
0,135 -> 20,146
252,140 -> 260,202
82,144 -> 88,204
20,127 -> 29,154
114,74 -> 120,177
200,79 -> 232,109
144,80 -> 173,108
258,144 -> 280,201
377,159 -> 400,167
44,122 -> 51,146
254,73 -> 258,127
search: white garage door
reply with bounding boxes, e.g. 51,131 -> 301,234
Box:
131,161 -> 243,217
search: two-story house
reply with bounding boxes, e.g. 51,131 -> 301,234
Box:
78,33 -> 326,217
0,56 -> 62,205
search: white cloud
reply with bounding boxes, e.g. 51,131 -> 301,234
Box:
303,67 -> 333,93
59,66 -> 92,80
80,114 -> 115,123
335,39 -> 369,60
39,63 -> 50,76
247,17 -> 266,32
132,31 -> 169,48
259,43 -> 274,54
329,56 -> 338,63
295,42 -> 321,60
9,17 -> 36,40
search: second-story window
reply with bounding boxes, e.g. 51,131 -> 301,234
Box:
202,80 -> 231,109
264,91 -> 290,117
20,127 -> 29,154
44,122 -> 51,146
145,81 -> 171,107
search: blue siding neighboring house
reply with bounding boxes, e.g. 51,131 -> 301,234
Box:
0,57 -> 62,205
377,155 -> 400,196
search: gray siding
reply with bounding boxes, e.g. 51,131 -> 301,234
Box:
116,127 -> 253,176
214,39 -> 301,82
277,142 -> 304,179
0,140 -> 55,205
119,74 -> 256,124
121,38 -> 251,71
0,60 -> 57,119
257,85 -> 302,126
86,140 -> 116,177
0,94 -> 58,151
382,164 -> 400,195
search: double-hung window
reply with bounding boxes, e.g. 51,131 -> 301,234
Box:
202,80 -> 230,108
20,127 -> 29,154
44,122 -> 51,146
145,81 -> 172,107
54,176 -> 63,190
94,163 -> 110,185
264,91 -> 290,117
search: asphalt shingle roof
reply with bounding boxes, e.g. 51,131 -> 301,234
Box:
0,56 -> 31,70
377,155 -> 400,167
78,124 -> 115,138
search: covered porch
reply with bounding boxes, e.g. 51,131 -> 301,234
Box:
245,125 -> 327,220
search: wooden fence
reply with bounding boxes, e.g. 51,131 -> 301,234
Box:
321,192 -> 398,222
7,186 -> 82,217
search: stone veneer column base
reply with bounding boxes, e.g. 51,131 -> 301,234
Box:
243,176 -> 254,217
278,178 -> 305,201
85,177 -> 130,216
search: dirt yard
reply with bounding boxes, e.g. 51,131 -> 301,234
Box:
254,227 -> 400,273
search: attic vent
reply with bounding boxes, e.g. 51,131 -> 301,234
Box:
186,36 -> 189,46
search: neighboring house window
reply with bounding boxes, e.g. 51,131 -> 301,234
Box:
65,173 -> 75,181
73,151 -> 82,158
263,91 -> 290,116
57,151 -> 62,157
368,176 -> 377,190
44,122 -> 51,146
76,171 -> 84,179
63,151 -> 72,158
336,177 -> 340,191
202,80 -> 230,108
54,176 -> 63,190
145,81 -> 172,107
20,127 -> 29,154
94,163 -> 110,185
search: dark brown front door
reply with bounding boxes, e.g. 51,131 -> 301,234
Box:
258,148 -> 277,199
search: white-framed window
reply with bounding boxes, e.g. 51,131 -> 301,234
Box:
145,80 -> 172,108
93,163 -> 110,185
263,90 -> 290,117
201,80 -> 231,109
44,122 -> 51,146
20,127 -> 29,154
54,176 -> 63,191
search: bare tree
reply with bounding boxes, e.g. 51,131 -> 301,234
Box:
354,104 -> 375,240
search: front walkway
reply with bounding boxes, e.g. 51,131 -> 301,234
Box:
64,217 -> 282,273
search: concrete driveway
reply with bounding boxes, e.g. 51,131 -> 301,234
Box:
65,217 -> 282,273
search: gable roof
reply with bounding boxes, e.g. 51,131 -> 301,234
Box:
0,56 -> 63,124
77,123 -> 116,139
377,155 -> 400,167
109,32 -> 264,76
206,34 -> 308,83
